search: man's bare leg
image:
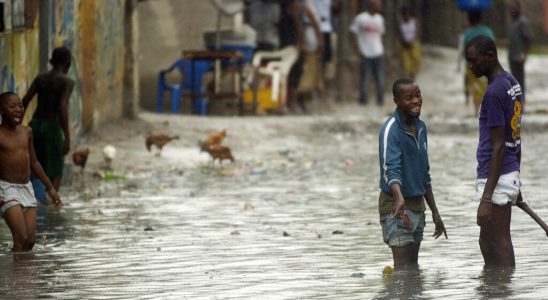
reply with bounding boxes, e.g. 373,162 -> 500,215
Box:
479,204 -> 515,267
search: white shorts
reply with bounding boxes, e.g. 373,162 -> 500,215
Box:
476,171 -> 520,206
0,180 -> 37,217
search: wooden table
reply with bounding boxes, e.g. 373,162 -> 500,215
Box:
182,50 -> 244,115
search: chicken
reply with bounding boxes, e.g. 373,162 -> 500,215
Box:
102,144 -> 116,169
205,144 -> 235,165
72,148 -> 90,173
146,133 -> 179,156
199,129 -> 226,152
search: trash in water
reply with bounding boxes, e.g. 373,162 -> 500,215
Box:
103,171 -> 125,181
332,230 -> 344,235
278,149 -> 291,156
144,226 -> 154,231
250,167 -> 267,175
345,159 -> 354,168
244,203 -> 254,211
383,266 -> 393,275
350,272 -> 365,278
230,230 -> 240,235
283,231 -> 291,237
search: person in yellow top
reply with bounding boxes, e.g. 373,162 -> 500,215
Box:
398,5 -> 421,79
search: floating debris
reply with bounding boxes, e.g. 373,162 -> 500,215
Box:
383,266 -> 393,275
332,230 -> 344,235
250,167 -> 267,175
230,230 -> 240,235
103,171 -> 125,181
244,203 -> 254,211
350,272 -> 365,278
144,226 -> 154,231
283,231 -> 291,237
345,159 -> 354,168
278,149 -> 291,156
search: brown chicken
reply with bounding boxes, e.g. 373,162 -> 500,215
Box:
206,144 -> 235,165
72,148 -> 90,173
199,129 -> 226,152
145,133 -> 179,156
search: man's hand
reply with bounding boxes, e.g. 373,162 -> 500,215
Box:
48,189 -> 63,208
432,213 -> 448,239
477,200 -> 492,226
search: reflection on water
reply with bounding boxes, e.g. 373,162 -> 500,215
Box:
0,253 -> 42,300
374,267 -> 425,300
0,132 -> 548,298
476,266 -> 514,300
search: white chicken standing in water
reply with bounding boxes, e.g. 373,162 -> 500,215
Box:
102,144 -> 116,169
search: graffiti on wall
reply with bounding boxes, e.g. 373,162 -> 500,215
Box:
93,0 -> 125,122
52,0 -> 83,135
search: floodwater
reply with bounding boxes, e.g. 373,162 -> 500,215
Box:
1,122 -> 548,299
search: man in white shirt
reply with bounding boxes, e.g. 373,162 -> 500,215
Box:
350,0 -> 385,106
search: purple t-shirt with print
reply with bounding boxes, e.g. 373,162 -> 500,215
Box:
477,72 -> 523,179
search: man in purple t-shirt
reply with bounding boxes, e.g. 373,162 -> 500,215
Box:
465,35 -> 523,267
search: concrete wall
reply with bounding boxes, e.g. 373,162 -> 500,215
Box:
137,0 -> 231,111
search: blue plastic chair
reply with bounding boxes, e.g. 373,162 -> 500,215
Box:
156,59 -> 212,114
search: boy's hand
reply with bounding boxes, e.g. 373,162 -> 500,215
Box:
48,189 -> 63,208
392,198 -> 405,218
432,213 -> 448,239
477,200 -> 492,226
62,139 -> 70,155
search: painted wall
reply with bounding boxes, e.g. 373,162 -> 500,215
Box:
52,0 -> 126,133
0,30 -> 40,106
2,0 -> 128,135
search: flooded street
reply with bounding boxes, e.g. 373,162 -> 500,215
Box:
1,110 -> 548,299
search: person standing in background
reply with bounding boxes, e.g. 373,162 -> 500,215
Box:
398,5 -> 421,79
306,0 -> 333,69
245,0 -> 280,51
461,11 -> 495,117
22,47 -> 74,193
297,0 -> 324,112
507,0 -> 533,100
350,0 -> 385,106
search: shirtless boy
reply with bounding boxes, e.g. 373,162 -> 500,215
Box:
23,47 -> 74,192
0,92 -> 62,252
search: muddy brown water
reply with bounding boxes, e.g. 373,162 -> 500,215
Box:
1,128 -> 547,299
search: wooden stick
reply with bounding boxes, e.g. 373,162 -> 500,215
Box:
516,200 -> 548,237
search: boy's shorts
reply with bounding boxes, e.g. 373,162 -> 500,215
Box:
380,210 -> 425,247
476,171 -> 520,206
0,180 -> 37,218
